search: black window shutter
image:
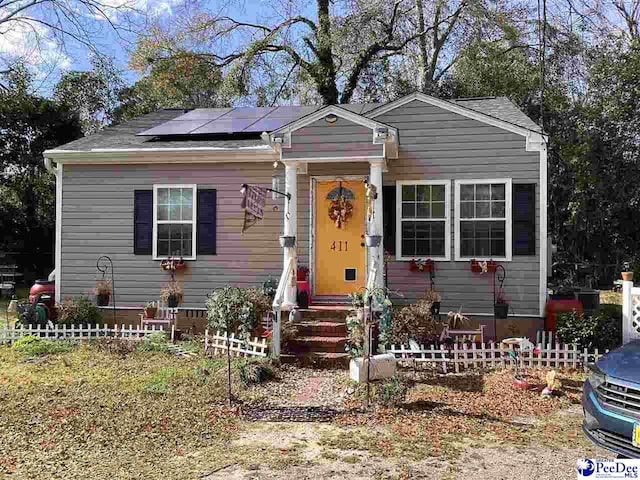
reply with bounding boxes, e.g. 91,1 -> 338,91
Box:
134,190 -> 153,255
382,185 -> 396,255
512,184 -> 536,256
197,189 -> 217,255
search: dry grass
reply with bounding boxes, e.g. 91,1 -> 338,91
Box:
600,290 -> 622,305
0,344 -> 595,479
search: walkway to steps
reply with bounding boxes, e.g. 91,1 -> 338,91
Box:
282,304 -> 351,368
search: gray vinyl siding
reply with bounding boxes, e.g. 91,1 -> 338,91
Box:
61,163 -> 283,307
377,100 -> 541,315
282,118 -> 383,159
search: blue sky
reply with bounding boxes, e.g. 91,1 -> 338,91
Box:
1,0 -> 310,94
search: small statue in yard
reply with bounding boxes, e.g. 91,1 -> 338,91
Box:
541,370 -> 556,398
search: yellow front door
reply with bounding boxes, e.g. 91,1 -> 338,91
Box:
314,179 -> 366,296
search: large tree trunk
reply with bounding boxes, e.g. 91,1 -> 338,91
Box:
315,0 -> 338,104
416,0 -> 429,91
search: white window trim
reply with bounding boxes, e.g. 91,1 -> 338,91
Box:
395,180 -> 451,261
153,184 -> 197,261
454,179 -> 512,262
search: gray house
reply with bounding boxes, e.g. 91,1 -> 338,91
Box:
44,92 -> 548,340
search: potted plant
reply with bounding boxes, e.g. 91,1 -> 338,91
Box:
95,279 -> 112,306
622,271 -> 634,282
348,291 -> 365,320
279,235 -> 296,247
494,291 -> 509,319
364,234 -> 382,247
297,265 -> 309,281
143,301 -> 157,319
161,280 -> 183,308
160,257 -> 186,272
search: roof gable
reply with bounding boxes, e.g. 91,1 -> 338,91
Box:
367,92 -> 544,142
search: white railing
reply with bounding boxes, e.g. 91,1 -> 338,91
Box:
0,324 -> 165,344
366,261 -> 378,293
622,280 -> 640,344
204,330 -> 268,358
385,341 -> 607,373
271,256 -> 295,358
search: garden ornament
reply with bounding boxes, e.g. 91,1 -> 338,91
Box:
479,260 -> 488,274
541,370 -> 556,397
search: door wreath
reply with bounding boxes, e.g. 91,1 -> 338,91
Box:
327,182 -> 353,229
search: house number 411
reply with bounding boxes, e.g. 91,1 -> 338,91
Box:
330,241 -> 348,252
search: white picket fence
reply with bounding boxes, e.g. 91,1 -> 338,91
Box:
0,324 -> 166,344
204,329 -> 268,358
385,341 -> 606,373
622,279 -> 640,344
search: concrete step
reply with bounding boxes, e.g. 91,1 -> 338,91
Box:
294,321 -> 347,337
298,307 -> 352,322
287,335 -> 347,354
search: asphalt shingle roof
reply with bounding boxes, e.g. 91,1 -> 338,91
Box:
52,96 -> 540,152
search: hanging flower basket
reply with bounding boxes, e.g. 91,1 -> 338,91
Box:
409,259 -> 434,272
470,259 -> 497,273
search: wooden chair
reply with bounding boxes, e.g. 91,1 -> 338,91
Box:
139,302 -> 178,340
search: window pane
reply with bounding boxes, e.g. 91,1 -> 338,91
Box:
401,221 -> 416,239
461,239 -> 474,257
158,241 -> 170,257
490,221 -> 505,239
475,238 -> 491,257
402,240 -> 415,256
432,185 -> 445,201
460,185 -> 474,201
416,202 -> 430,218
402,203 -> 415,218
158,205 -> 169,221
476,201 -> 491,218
491,184 -> 505,200
157,188 -> 168,204
416,185 -> 430,202
476,184 -> 490,200
460,202 -> 474,218
181,188 -> 193,221
431,202 -> 445,218
491,201 -> 505,218
416,240 -> 430,256
402,185 -> 415,201
169,189 -> 181,220
491,239 -> 505,257
431,239 -> 445,257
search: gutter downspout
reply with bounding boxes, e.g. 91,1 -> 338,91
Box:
44,156 -> 62,304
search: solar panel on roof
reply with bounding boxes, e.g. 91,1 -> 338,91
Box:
177,108 -> 232,120
191,117 -> 257,135
244,118 -> 292,132
222,106 -> 276,119
138,119 -> 209,136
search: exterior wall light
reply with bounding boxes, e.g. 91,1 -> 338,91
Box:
325,114 -> 338,124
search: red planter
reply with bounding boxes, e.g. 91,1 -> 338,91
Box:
297,267 -> 309,281
160,259 -> 186,272
409,259 -> 434,272
470,259 -> 497,273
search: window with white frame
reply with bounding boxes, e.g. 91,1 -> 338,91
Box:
455,180 -> 511,260
153,185 -> 197,259
396,181 -> 450,260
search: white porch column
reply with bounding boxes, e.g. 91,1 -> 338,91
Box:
369,160 -> 385,291
282,162 -> 298,308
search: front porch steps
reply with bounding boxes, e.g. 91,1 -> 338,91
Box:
283,305 -> 352,368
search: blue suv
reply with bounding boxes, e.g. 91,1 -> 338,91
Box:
583,341 -> 640,458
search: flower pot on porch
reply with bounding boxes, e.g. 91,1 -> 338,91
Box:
143,307 -> 157,319
167,295 -> 180,308
96,294 -> 110,306
622,271 -> 634,282
494,303 -> 509,319
364,235 -> 382,247
279,235 -> 296,248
